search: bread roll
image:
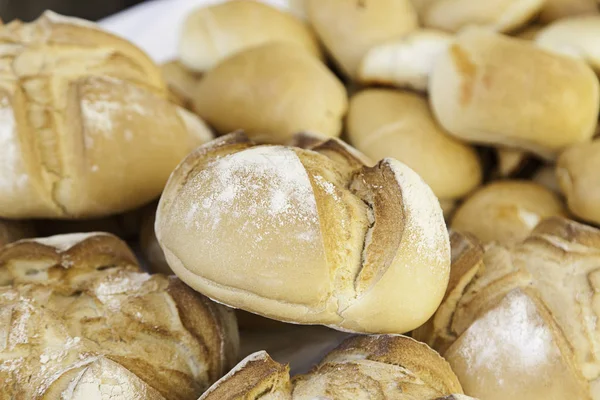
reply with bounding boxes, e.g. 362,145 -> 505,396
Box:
430,28 -> 600,159
347,89 -> 482,200
495,148 -> 529,177
201,335 -> 476,399
179,0 -> 320,73
0,11 -> 193,219
539,0 -> 598,23
414,219 -> 600,399
451,181 -> 566,245
306,0 -> 418,78
0,232 -> 239,399
161,60 -> 202,109
0,219 -> 34,248
424,0 -> 545,33
156,132 -> 450,334
557,139 -> 600,225
358,29 -> 453,91
532,165 -> 561,194
536,16 -> 600,73
192,43 -> 346,144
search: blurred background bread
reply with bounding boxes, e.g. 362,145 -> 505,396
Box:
430,28 -> 600,160
0,11 -> 204,219
179,0 -> 320,73
414,219 -> 600,399
347,89 -> 482,204
538,0 -> 599,23
201,335 -> 476,400
192,43 -> 347,143
161,60 -> 203,110
156,132 -> 450,334
0,232 -> 239,399
451,181 -> 567,245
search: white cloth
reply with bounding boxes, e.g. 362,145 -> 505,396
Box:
98,0 -> 296,63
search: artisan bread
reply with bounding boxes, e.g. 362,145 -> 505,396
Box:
557,139 -> 600,225
451,181 -> 566,245
347,89 -> 482,201
539,0 -> 598,23
414,219 -> 600,399
0,11 -> 193,219
192,43 -> 347,143
358,29 -> 452,91
423,0 -> 545,33
156,132 -> 451,334
161,60 -> 202,109
536,16 -> 600,73
0,232 -> 239,399
201,335 -> 476,399
306,0 -> 418,78
179,0 -> 320,73
0,219 -> 34,248
430,28 -> 600,159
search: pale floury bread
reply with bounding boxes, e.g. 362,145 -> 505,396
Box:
179,0 -> 320,73
0,232 -> 239,400
536,16 -> 600,74
423,0 -> 545,33
557,139 -> 600,225
156,132 -> 451,334
539,0 -> 598,23
0,12 -> 194,219
192,43 -> 347,144
451,181 -> 566,245
201,335 -> 478,399
0,219 -> 34,248
430,28 -> 600,159
414,219 -> 600,399
306,0 -> 418,78
358,29 -> 453,91
347,89 -> 482,201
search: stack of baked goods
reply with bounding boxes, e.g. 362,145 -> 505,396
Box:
1,0 -> 600,398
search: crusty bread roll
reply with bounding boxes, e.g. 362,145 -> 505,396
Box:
201,335 -> 476,400
358,29 -> 452,91
539,0 -> 598,23
306,0 -> 418,78
430,28 -> 600,159
536,16 -> 600,73
0,232 -> 239,399
179,0 -> 320,73
451,180 -> 566,245
557,139 -> 600,225
161,60 -> 203,109
192,43 -> 346,144
414,219 -> 600,399
0,11 -> 194,219
0,219 -> 34,248
347,89 -> 482,201
424,0 -> 545,33
156,132 -> 450,334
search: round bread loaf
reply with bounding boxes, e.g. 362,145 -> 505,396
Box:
347,89 -> 482,201
423,0 -> 545,32
430,28 -> 600,159
0,219 -> 34,249
539,0 -> 598,23
192,43 -> 347,144
200,335 -> 477,400
0,232 -> 239,400
306,0 -> 418,78
536,16 -> 600,73
179,0 -> 320,73
358,29 -> 452,92
451,181 -> 566,245
557,139 -> 600,225
0,11 -> 194,219
156,132 -> 451,334
414,219 -> 600,399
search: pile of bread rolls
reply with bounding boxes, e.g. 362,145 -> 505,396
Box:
1,0 -> 600,398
